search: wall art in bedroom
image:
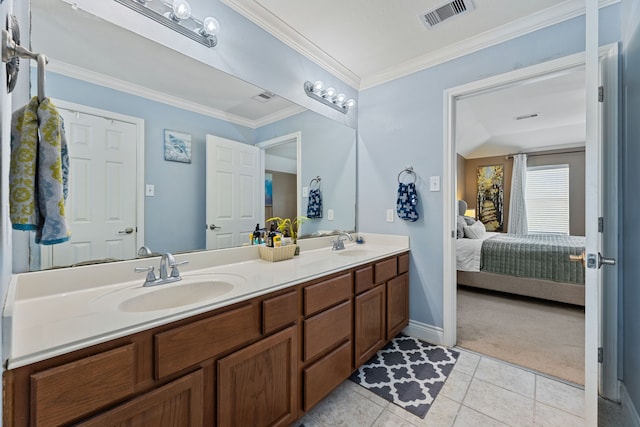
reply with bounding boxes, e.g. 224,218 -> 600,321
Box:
476,165 -> 504,232
164,129 -> 192,163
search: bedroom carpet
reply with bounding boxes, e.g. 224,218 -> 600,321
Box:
457,286 -> 585,385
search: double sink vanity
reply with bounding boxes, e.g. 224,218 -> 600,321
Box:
3,233 -> 409,426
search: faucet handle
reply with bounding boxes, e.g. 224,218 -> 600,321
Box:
135,266 -> 157,282
169,260 -> 189,278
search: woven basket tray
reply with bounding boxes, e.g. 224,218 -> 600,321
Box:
258,244 -> 297,262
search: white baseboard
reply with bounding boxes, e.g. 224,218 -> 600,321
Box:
402,320 -> 444,346
621,383 -> 640,427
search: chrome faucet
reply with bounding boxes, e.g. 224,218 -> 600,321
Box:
331,232 -> 353,251
135,252 -> 189,287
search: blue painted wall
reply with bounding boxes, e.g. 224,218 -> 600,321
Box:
622,0 -> 640,413
357,4 -> 621,328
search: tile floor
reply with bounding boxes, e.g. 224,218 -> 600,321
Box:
291,348 -> 599,427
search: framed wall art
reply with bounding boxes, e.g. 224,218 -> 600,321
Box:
164,129 -> 192,163
476,164 -> 504,232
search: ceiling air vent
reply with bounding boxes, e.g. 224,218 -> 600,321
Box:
252,91 -> 276,103
420,0 -> 475,29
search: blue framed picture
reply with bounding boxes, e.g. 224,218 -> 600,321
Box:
265,173 -> 273,206
164,129 -> 192,163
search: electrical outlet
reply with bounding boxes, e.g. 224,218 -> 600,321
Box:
145,184 -> 155,197
327,209 -> 334,220
429,176 -> 440,192
386,209 -> 395,222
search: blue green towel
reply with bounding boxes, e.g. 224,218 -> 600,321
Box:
10,97 -> 70,245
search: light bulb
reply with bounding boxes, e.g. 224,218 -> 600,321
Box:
312,81 -> 324,94
172,0 -> 191,20
334,93 -> 347,106
323,87 -> 336,99
345,99 -> 356,109
200,16 -> 220,36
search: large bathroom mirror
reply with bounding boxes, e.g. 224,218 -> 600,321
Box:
22,0 -> 356,271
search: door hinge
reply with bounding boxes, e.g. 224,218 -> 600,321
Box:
598,86 -> 604,102
598,347 -> 604,363
598,217 -> 604,233
452,230 -> 455,238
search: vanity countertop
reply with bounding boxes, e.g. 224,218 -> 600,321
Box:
3,233 -> 409,369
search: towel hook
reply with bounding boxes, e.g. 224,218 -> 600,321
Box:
397,166 -> 416,184
309,176 -> 321,189
36,54 -> 47,103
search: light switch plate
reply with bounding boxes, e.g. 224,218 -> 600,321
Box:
429,176 -> 440,192
302,186 -> 309,197
386,209 -> 394,222
327,209 -> 334,220
145,184 -> 155,197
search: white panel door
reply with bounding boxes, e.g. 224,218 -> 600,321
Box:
206,135 -> 260,249
50,108 -> 138,267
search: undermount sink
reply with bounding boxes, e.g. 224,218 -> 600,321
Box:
333,249 -> 376,257
119,280 -> 235,312
92,274 -> 243,313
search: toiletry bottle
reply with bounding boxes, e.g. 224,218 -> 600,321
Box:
253,224 -> 261,245
267,223 -> 276,247
274,234 -> 282,247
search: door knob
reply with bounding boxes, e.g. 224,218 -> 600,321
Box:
118,227 -> 134,234
208,224 -> 221,230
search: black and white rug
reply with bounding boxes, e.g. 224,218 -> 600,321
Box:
350,334 -> 459,419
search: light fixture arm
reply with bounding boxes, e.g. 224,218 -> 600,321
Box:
304,81 -> 355,114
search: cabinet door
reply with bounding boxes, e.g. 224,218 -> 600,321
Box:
387,273 -> 409,339
76,370 -> 204,427
354,285 -> 386,367
218,326 -> 297,427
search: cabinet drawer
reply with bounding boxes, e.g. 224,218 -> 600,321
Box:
304,340 -> 352,411
155,304 -> 260,379
354,266 -> 374,295
304,273 -> 351,316
374,258 -> 397,284
263,290 -> 298,335
31,344 -> 136,427
398,253 -> 409,274
304,300 -> 351,361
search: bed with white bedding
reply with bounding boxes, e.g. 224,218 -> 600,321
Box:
456,232 -> 586,306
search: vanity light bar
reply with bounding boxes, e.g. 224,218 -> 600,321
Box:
304,81 -> 356,114
114,0 -> 218,48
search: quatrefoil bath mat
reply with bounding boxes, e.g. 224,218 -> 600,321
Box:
350,334 -> 459,419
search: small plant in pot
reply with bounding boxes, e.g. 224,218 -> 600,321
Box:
267,216 -> 309,254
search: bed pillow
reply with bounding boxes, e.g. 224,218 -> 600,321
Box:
463,216 -> 476,225
464,220 -> 486,239
456,216 -> 466,238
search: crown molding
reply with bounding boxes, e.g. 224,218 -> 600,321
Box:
221,0 -> 361,89
360,0 -> 620,89
40,60 -> 303,129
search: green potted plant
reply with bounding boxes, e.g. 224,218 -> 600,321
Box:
267,216 -> 308,254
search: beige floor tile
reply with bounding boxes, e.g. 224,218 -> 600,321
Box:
372,410 -> 417,427
384,394 -> 460,427
440,369 -> 473,403
475,357 -> 536,398
290,413 -> 325,427
305,380 -> 387,426
452,348 -> 481,376
463,378 -> 534,427
454,406 -> 509,427
535,375 -> 584,418
534,402 -> 584,427
344,380 -> 391,409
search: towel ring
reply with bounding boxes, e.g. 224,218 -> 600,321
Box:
397,167 -> 416,184
309,176 -> 321,189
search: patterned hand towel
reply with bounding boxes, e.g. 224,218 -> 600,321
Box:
396,182 -> 419,222
10,96 -> 40,231
306,188 -> 323,218
35,98 -> 70,245
10,97 -> 70,245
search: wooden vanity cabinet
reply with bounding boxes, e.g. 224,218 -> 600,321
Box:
4,251 -> 410,426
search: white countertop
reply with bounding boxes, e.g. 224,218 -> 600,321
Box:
3,233 -> 409,369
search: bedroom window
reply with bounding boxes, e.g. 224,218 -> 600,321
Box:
525,164 -> 570,234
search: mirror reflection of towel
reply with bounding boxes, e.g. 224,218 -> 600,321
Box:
307,188 -> 323,218
10,96 -> 70,245
396,182 -> 419,222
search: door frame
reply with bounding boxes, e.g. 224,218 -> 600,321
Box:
442,44 -> 619,398
255,132 -> 302,226
39,100 -> 145,269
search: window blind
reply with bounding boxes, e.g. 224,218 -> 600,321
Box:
525,165 -> 570,234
